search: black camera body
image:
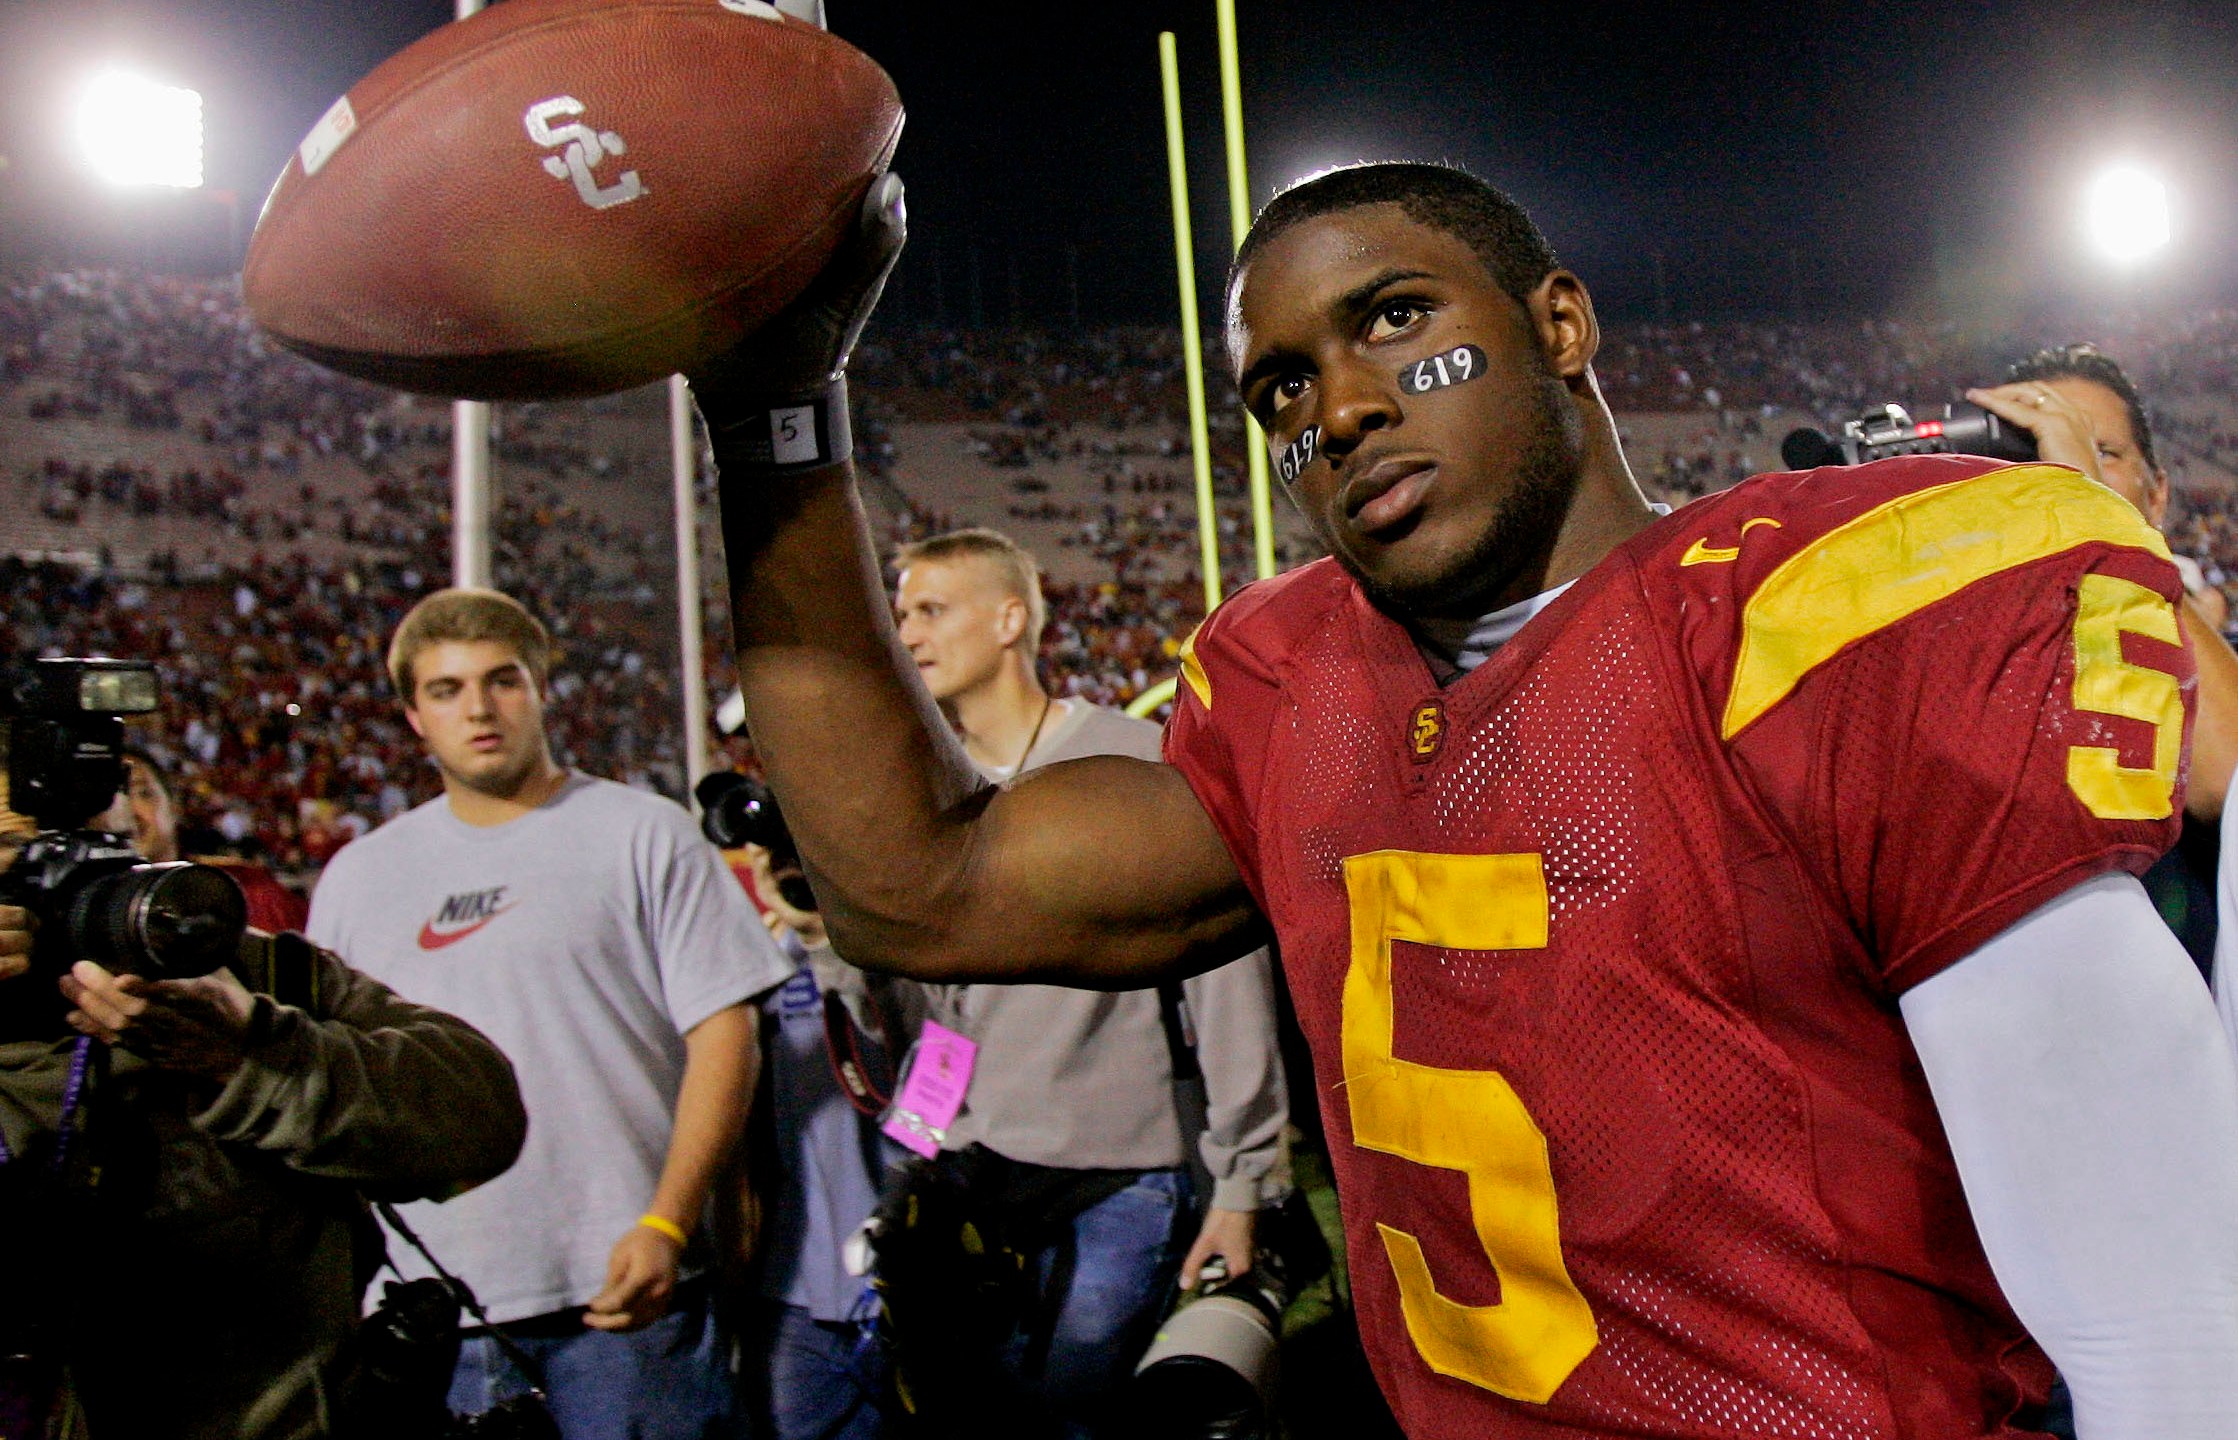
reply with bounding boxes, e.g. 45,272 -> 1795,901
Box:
694,770 -> 817,912
1,658 -> 245,983
1781,401 -> 2040,471
340,1278 -> 560,1440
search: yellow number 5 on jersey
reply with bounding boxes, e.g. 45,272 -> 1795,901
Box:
1342,851 -> 1598,1402
2067,573 -> 2184,820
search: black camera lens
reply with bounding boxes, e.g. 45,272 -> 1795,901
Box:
694,772 -> 790,854
66,861 -> 248,979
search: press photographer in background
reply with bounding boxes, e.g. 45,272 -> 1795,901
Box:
91,743 -> 310,936
0,657 -> 528,1440
1963,349 -> 2238,997
700,770 -> 923,1440
1969,345 -> 2238,827
1787,348 -> 2238,960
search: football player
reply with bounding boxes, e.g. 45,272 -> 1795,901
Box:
693,165 -> 2238,1438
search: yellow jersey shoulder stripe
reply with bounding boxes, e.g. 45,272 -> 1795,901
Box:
1179,623 -> 1213,710
1722,465 -> 2170,739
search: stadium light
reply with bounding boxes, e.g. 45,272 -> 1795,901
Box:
2084,165 -> 2171,265
76,71 -> 204,189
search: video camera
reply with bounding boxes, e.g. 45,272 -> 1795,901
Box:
0,658 -> 246,983
1781,401 -> 2039,471
694,770 -> 817,912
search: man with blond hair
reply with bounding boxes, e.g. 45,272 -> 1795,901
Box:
309,587 -> 788,1439
887,529 -> 1288,1437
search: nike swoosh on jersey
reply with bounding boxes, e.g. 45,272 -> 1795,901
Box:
416,908 -> 511,950
1680,517 -> 1783,566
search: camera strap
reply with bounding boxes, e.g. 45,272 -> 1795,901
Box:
821,987 -> 900,1118
373,1200 -> 552,1396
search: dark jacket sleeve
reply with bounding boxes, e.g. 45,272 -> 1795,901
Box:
190,936 -> 528,1201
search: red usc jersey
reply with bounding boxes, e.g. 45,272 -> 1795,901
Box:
1164,456 -> 2191,1439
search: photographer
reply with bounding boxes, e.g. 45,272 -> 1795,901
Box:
1968,346 -> 2238,825
877,529 -> 1289,1439
0,708 -> 529,1440
92,743 -> 310,935
712,784 -> 923,1440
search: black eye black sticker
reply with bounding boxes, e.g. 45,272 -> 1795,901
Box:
1275,425 -> 1321,483
1397,344 -> 1487,395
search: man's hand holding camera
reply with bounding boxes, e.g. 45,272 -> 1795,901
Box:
6,822 -> 256,1082
1965,381 -> 2107,484
1,901 -> 31,982
57,958 -> 258,1083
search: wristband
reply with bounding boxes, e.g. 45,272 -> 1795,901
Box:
705,377 -> 852,477
636,1213 -> 690,1247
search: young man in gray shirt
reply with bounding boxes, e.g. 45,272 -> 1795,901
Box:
890,530 -> 1288,1436
309,588 -> 790,1439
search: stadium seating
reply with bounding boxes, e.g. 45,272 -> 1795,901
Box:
8,266 -> 2238,888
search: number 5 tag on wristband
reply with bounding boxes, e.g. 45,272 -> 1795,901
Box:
715,384 -> 851,474
770,405 -> 820,465
879,1020 -> 978,1159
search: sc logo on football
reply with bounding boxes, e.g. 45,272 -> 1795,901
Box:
1409,701 -> 1446,760
525,96 -> 646,211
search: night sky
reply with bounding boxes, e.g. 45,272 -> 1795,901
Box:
3,0 -> 2234,323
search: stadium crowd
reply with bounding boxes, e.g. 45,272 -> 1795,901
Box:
12,267 -> 2238,881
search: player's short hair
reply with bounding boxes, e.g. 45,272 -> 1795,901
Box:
1231,161 -> 1560,310
387,588 -> 554,703
2005,343 -> 2161,475
892,528 -> 1047,650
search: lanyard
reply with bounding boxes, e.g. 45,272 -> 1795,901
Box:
822,989 -> 898,1118
0,1036 -> 96,1174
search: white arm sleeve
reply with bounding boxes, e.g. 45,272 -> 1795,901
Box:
1900,871 -> 2238,1440
2214,764 -> 2238,1061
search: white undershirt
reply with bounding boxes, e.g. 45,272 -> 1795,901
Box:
1449,580 -> 1576,675
1448,505 -> 1666,675
1902,872 -> 2238,1437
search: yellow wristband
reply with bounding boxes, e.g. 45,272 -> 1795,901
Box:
636,1213 -> 690,1247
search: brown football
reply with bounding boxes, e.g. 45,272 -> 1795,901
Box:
242,0 -> 902,400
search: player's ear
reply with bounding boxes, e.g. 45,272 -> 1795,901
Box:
1532,271 -> 1599,382
2147,466 -> 2171,530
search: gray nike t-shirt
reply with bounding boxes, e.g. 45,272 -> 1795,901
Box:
308,771 -> 788,1322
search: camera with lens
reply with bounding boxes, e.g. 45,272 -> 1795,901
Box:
339,1278 -> 559,1440
1781,401 -> 2040,471
1126,1253 -> 1289,1440
1,658 -> 246,985
694,770 -> 816,912
1122,1194 -> 1334,1440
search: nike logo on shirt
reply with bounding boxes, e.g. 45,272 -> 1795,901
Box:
417,886 -> 515,950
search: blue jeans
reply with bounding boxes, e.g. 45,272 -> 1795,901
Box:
447,1285 -> 735,1440
747,1300 -> 893,1440
998,1167 -> 1194,1440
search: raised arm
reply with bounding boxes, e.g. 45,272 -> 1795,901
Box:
694,178 -> 1265,987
